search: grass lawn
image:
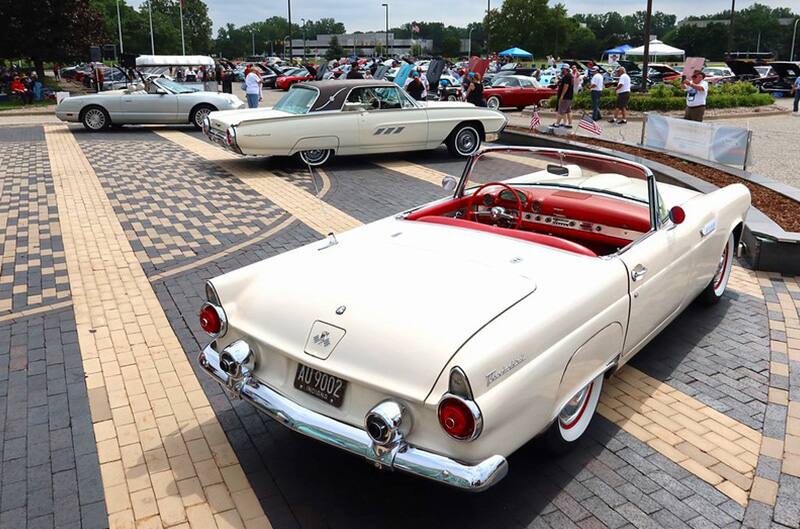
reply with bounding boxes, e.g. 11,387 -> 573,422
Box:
0,98 -> 56,112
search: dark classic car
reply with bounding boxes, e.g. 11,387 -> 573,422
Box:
757,62 -> 799,96
483,76 -> 557,111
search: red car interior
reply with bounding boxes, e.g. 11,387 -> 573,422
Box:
405,185 -> 651,257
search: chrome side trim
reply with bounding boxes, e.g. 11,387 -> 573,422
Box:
198,343 -> 507,491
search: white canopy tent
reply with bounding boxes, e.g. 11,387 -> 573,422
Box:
624,40 -> 685,59
135,55 -> 214,67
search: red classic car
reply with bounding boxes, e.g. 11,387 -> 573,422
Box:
483,75 -> 557,111
275,67 -> 314,90
648,63 -> 681,83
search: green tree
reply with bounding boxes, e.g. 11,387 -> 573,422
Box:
0,0 -> 108,76
442,35 -> 461,57
325,36 -> 344,60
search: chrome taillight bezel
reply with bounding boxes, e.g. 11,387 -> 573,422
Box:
437,393 -> 483,442
199,302 -> 227,337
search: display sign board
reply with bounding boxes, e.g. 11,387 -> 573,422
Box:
643,113 -> 751,168
683,57 -> 705,79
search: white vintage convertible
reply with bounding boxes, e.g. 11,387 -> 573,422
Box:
196,147 -> 750,491
55,78 -> 245,131
202,79 -> 508,166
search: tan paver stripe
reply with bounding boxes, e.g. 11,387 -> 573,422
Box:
373,159 -> 450,186
155,130 -> 361,236
601,365 -> 760,506
107,127 -> 766,506
0,300 -> 74,323
44,125 -> 271,529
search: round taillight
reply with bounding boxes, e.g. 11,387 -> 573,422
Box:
438,396 -> 477,440
199,304 -> 222,335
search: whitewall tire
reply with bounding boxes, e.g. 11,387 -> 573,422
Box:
446,125 -> 481,157
700,232 -> 735,304
547,372 -> 604,452
296,149 -> 333,167
486,96 -> 501,110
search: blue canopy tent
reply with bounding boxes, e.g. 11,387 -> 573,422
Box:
498,47 -> 533,59
601,44 -> 632,60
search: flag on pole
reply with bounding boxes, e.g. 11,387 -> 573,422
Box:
578,114 -> 603,135
529,106 -> 541,131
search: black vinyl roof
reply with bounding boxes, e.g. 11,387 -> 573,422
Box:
295,80 -> 398,112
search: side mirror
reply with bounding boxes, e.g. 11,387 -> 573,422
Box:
442,175 -> 458,192
669,206 -> 686,225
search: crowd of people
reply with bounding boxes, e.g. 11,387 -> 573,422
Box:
0,67 -> 44,105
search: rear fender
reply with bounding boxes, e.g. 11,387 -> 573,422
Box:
554,322 -> 624,420
290,136 -> 340,154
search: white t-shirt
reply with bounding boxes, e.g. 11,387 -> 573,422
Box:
617,74 -> 631,93
686,80 -> 708,107
245,72 -> 261,95
591,73 -> 604,91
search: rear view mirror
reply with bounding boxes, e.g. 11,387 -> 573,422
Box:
669,206 -> 686,225
441,175 -> 458,192
546,164 -> 569,176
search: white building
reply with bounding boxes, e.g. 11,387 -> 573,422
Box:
291,33 -> 434,57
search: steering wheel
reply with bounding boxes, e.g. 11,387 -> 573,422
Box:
466,182 -> 524,230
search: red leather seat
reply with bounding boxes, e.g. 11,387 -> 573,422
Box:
416,216 -> 597,257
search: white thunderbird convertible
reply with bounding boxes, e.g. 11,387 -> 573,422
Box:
196,147 -> 750,491
55,78 -> 244,131
202,79 -> 508,166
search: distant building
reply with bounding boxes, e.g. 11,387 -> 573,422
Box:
678,17 -> 795,28
290,33 -> 433,57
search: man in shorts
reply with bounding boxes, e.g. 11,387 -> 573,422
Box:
609,66 -> 630,124
552,67 -> 574,128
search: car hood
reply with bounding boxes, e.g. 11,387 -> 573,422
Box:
208,107 -> 292,128
725,60 -> 760,77
211,218 -> 547,402
768,62 -> 800,78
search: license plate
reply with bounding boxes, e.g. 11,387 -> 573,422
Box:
294,363 -> 348,408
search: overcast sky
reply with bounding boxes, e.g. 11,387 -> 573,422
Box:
129,0 -> 791,34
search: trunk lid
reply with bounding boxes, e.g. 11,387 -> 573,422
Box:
209,107 -> 291,129
213,219 -> 543,402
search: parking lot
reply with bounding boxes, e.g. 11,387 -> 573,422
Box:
1,119 -> 799,529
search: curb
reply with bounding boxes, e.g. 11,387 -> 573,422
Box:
0,107 -> 55,117
498,129 -> 800,275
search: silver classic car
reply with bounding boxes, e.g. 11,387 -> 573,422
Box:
203,80 -> 508,166
55,78 -> 245,131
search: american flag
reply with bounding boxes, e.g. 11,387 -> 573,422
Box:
411,23 -> 420,33
529,107 -> 541,130
578,114 -> 603,135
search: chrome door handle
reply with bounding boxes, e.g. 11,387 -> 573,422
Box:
631,264 -> 647,282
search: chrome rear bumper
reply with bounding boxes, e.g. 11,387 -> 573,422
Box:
198,343 -> 508,491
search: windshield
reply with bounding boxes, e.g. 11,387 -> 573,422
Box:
274,86 -> 318,114
491,78 -> 517,87
155,79 -> 196,94
462,149 -> 654,207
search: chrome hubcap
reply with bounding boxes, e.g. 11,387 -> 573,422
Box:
195,108 -> 211,126
559,383 -> 591,426
85,109 -> 105,129
487,98 -> 499,109
301,150 -> 327,164
457,129 -> 478,154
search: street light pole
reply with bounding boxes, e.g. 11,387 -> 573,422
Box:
287,0 -> 293,61
468,27 -> 474,57
641,0 -> 653,90
728,0 -> 736,56
381,4 -> 389,56
116,0 -> 124,53
301,18 -> 306,60
486,0 -> 490,55
148,0 -> 155,54
791,19 -> 799,61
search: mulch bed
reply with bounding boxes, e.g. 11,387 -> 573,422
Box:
506,126 -> 800,233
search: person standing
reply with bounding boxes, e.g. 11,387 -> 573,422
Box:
553,67 -> 574,128
681,70 -> 708,122
406,71 -> 425,100
589,66 -> 604,121
791,74 -> 799,115
244,67 -> 262,108
465,72 -> 485,106
609,66 -> 630,124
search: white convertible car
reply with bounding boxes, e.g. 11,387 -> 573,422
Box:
196,147 -> 750,491
55,78 -> 244,131
202,79 -> 508,166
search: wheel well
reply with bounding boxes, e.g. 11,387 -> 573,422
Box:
190,103 -> 217,120
732,221 -> 744,248
450,120 -> 486,141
